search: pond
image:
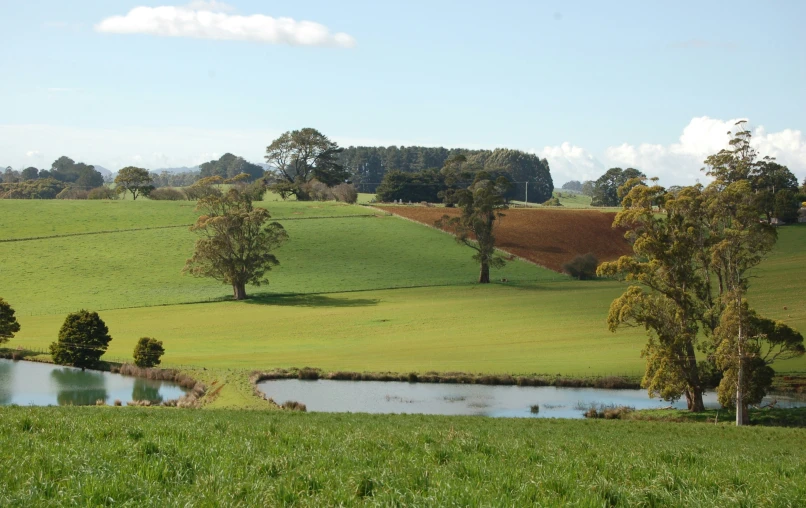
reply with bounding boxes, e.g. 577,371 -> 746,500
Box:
257,379 -> 806,419
0,359 -> 189,406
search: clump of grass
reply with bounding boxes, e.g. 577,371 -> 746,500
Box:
282,400 -> 307,412
113,399 -> 122,406
530,404 -> 540,414
298,367 -> 320,380
355,476 -> 374,498
95,399 -> 106,406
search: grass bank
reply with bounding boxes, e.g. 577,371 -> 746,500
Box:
1,406 -> 804,505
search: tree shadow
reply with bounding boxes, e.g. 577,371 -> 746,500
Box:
243,293 -> 380,308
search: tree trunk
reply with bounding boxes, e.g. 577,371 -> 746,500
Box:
233,282 -> 247,300
684,342 -> 705,412
736,316 -> 744,426
479,261 -> 490,283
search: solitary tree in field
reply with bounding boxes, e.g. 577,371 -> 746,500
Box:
0,298 -> 21,345
184,188 -> 288,300
114,166 -> 154,200
133,337 -> 166,368
437,172 -> 509,283
50,310 -> 112,370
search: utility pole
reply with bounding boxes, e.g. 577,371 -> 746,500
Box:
525,182 -> 528,204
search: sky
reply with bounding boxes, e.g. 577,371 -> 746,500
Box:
1,0 -> 804,185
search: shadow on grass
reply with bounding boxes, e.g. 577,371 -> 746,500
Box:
243,293 -> 380,308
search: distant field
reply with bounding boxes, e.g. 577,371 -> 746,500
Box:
554,190 -> 593,208
1,407 -> 804,506
384,206 -> 632,271
0,199 -> 373,240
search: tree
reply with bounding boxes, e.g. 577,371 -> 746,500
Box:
598,183 -> 711,411
590,168 -> 645,206
581,180 -> 595,197
0,298 -> 21,345
714,303 -> 804,420
50,310 -> 112,370
265,128 -> 348,198
750,160 -> 799,221
561,180 -> 583,192
184,188 -> 289,300
200,153 -> 264,181
114,167 -> 153,200
50,156 -> 103,188
133,337 -> 166,368
437,172 -> 509,283
468,148 -> 554,203
562,254 -> 598,280
773,189 -> 800,222
375,169 -> 445,203
20,167 -> 39,180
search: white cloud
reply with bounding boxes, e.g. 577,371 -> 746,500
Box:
95,4 -> 356,48
185,1 -> 234,12
534,142 -> 605,185
540,117 -> 806,186
25,150 -> 40,157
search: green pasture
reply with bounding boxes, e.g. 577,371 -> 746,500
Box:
2,200 -> 805,392
553,190 -> 593,208
0,199 -> 373,240
1,407 -> 805,506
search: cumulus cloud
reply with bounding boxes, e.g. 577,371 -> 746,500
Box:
541,117 -> 806,186
534,142 -> 605,185
26,150 -> 40,157
95,4 -> 357,48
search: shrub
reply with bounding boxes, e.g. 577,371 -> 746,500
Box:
56,187 -> 89,200
148,187 -> 185,201
298,367 -> 320,380
183,183 -> 222,201
332,183 -> 358,204
0,178 -> 68,199
301,179 -> 333,201
87,186 -> 118,200
50,310 -> 112,370
562,253 -> 599,280
282,400 -> 307,411
542,197 -> 562,207
133,337 -> 165,368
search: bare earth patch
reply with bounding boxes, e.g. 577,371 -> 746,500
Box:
384,206 -> 632,272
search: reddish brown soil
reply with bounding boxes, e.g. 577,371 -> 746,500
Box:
384,206 -> 632,272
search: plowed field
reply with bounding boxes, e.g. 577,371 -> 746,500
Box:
384,206 -> 632,272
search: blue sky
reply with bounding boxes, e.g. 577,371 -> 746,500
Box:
1,0 -> 804,184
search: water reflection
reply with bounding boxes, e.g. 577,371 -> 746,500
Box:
0,359 -> 188,406
51,368 -> 108,406
0,361 -> 11,405
132,377 -> 163,403
258,379 -> 806,419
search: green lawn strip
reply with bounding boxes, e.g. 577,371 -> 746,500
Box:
0,407 -> 804,505
624,407 -> 806,427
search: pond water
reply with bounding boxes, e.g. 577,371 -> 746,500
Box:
0,359 -> 188,406
257,379 -> 806,419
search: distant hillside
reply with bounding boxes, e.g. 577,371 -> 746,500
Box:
152,166 -> 200,174
91,165 -> 113,177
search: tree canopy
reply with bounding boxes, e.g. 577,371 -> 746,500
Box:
589,167 -> 645,207
200,153 -> 264,181
50,310 -> 112,370
50,156 -> 104,188
437,172 -> 509,283
265,128 -> 349,198
0,298 -> 21,345
115,167 -> 154,200
184,188 -> 288,300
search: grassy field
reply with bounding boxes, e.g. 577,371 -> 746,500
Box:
2,201 -> 805,409
1,406 -> 804,506
0,202 -> 559,316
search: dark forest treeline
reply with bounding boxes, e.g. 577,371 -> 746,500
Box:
339,145 -> 554,203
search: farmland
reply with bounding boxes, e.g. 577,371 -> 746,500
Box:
383,206 -> 633,271
2,199 -> 805,408
1,406 -> 805,506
